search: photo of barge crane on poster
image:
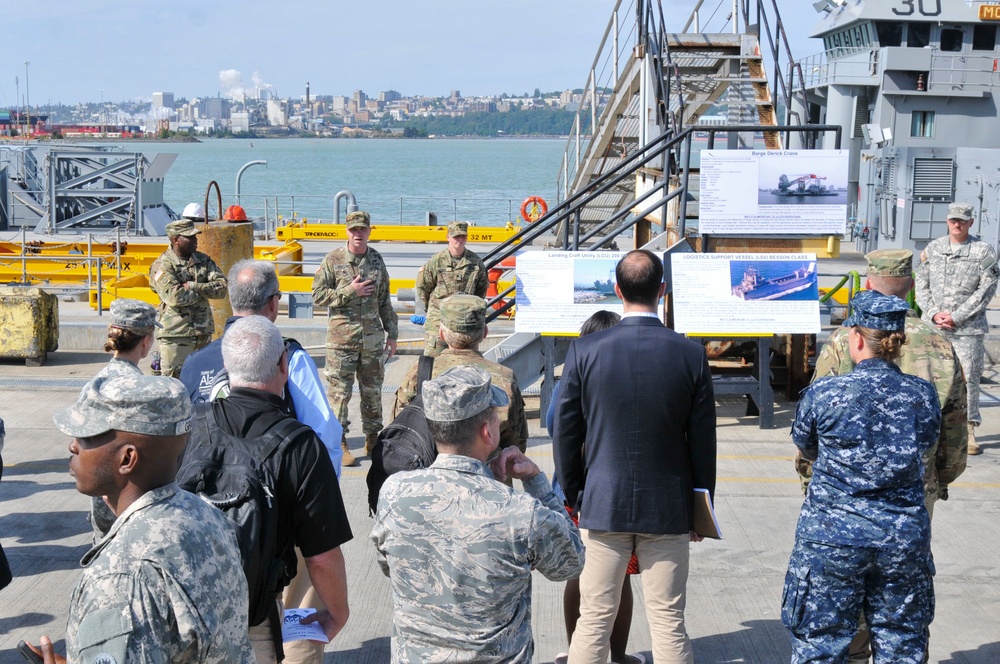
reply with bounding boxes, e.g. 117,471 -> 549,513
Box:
699,150 -> 849,235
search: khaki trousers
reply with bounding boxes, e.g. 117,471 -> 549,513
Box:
569,529 -> 693,664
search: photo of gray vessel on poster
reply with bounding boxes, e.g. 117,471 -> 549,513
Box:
730,260 -> 818,301
573,258 -> 623,304
757,155 -> 848,206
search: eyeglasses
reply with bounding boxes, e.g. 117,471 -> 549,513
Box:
271,291 -> 282,300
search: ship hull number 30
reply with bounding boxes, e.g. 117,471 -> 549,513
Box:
891,0 -> 940,16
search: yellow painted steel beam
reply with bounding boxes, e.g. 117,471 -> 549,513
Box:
276,223 -> 521,244
0,241 -> 304,285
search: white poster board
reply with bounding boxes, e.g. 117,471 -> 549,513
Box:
700,150 -> 849,235
672,253 -> 821,334
515,250 -> 661,334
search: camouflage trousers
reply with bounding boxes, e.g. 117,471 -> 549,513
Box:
159,335 -> 211,379
782,539 -> 934,664
944,333 -> 985,424
324,344 -> 385,436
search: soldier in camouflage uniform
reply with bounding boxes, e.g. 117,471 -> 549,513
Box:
915,202 -> 999,455
149,219 -> 228,378
27,374 -> 253,664
312,210 -> 398,466
415,221 -> 489,356
372,366 -> 585,663
394,294 -> 528,453
783,292 -> 940,664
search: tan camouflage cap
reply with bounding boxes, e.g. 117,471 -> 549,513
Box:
448,221 -> 469,237
110,298 -> 162,329
345,211 -> 371,229
422,365 -> 509,422
947,202 -> 973,221
865,249 -> 913,278
440,294 -> 487,333
166,219 -> 202,237
53,375 -> 193,438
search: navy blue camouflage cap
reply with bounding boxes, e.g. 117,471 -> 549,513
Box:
110,298 -> 161,330
422,365 -> 509,422
843,290 -> 909,331
54,375 -> 193,438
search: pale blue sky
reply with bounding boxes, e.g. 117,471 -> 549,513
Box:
2,1 -> 821,106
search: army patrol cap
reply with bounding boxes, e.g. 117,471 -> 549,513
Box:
947,202 -> 974,222
422,365 -> 509,422
448,221 -> 469,237
440,294 -> 487,333
865,249 -> 913,278
346,211 -> 371,229
110,298 -> 162,330
843,290 -> 909,332
54,375 -> 193,438
166,219 -> 202,238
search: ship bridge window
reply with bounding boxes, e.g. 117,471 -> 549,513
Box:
940,28 -> 964,52
908,24 -> 931,48
876,22 -> 903,47
911,110 -> 935,138
973,25 -> 996,51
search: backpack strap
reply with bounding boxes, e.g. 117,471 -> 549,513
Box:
257,417 -> 311,463
416,355 -> 435,392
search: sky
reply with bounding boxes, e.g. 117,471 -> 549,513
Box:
1,1 -> 824,107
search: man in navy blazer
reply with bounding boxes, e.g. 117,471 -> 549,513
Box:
554,249 -> 717,664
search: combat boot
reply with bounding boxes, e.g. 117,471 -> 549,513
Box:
968,422 -> 981,455
341,435 -> 358,467
365,432 -> 379,457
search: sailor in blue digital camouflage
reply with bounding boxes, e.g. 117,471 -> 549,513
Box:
915,202 -> 998,455
783,291 -> 940,663
372,366 -> 585,663
149,218 -> 228,378
312,210 -> 398,466
27,374 -> 254,664
415,220 -> 489,356
809,249 -> 967,510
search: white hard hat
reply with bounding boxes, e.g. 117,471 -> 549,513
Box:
181,203 -> 205,220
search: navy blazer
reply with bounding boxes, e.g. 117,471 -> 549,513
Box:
553,316 -> 717,535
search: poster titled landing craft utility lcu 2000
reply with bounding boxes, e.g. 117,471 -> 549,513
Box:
699,150 -> 849,235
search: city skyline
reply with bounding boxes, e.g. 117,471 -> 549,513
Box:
2,1 -> 822,107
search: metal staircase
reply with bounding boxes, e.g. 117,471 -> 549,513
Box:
486,0 -> 809,402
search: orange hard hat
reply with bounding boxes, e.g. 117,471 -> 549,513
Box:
223,205 -> 248,222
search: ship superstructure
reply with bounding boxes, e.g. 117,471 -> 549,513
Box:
792,0 -> 1000,252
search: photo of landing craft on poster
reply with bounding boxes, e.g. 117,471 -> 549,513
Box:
573,259 -> 623,305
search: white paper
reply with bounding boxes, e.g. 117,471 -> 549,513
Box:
700,150 -> 849,235
671,253 -> 820,334
281,608 -> 330,644
514,250 -> 651,334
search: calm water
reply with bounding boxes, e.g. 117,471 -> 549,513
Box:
123,138 -> 565,225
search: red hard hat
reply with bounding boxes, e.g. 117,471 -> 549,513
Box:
223,205 -> 249,222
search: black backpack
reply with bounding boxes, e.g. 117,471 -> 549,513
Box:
366,356 -> 436,515
177,402 -> 306,628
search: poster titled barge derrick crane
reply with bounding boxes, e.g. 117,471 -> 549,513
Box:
671,253 -> 820,334
699,150 -> 849,235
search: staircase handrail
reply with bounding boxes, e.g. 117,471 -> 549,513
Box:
739,0 -> 808,130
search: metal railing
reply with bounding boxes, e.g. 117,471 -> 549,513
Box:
738,0 -> 809,127
797,47 -> 879,89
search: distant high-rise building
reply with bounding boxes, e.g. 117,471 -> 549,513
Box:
450,90 -> 461,102
152,92 -> 174,110
331,96 -> 349,114
352,90 -> 368,108
201,97 -> 230,122
380,90 -> 402,103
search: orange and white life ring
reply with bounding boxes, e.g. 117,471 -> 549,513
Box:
520,196 -> 548,223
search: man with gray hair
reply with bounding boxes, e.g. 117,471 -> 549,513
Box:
25,375 -> 253,663
183,316 -> 353,664
181,258 -> 342,469
372,365 -> 584,662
